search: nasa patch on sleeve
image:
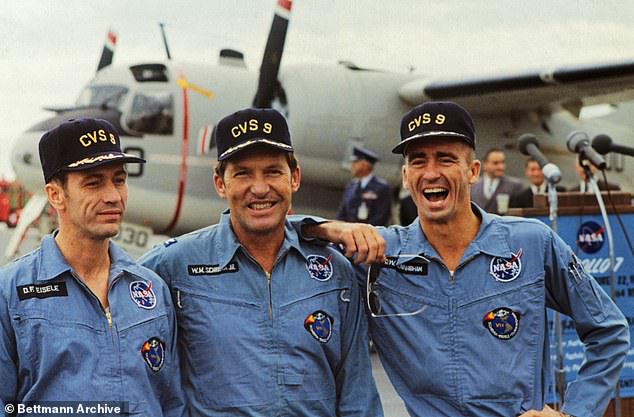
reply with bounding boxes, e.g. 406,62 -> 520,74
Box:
163,238 -> 178,247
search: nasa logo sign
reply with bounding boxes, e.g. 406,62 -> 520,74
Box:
576,221 -> 605,254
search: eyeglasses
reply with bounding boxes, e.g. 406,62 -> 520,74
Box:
367,254 -> 429,318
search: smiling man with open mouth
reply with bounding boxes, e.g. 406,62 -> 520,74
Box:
139,107 -> 382,417
303,101 -> 629,417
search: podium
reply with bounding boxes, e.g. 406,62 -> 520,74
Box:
509,192 -> 634,417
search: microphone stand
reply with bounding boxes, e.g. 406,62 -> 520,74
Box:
581,159 -> 622,417
547,177 -> 566,410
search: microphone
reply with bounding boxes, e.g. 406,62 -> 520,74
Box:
517,134 -> 562,183
566,131 -> 606,169
592,134 -> 634,157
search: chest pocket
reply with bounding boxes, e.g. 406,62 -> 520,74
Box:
173,283 -> 267,409
455,273 -> 545,406
276,280 -> 350,403
366,273 -> 454,399
118,312 -> 180,415
11,304 -> 117,401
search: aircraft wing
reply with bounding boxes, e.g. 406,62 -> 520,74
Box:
398,59 -> 634,116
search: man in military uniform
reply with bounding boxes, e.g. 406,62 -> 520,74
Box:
336,145 -> 392,226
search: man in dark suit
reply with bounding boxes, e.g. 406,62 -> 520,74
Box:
336,145 -> 392,226
568,159 -> 620,192
512,157 -> 565,208
471,148 -> 523,214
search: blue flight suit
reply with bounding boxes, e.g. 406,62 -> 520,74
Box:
364,205 -> 628,417
336,176 -> 392,226
139,212 -> 383,417
0,234 -> 184,416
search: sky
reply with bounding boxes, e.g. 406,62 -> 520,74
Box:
2,1 -> 634,180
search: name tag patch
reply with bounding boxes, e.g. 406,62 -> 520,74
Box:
17,282 -> 68,301
383,256 -> 428,276
188,262 -> 239,276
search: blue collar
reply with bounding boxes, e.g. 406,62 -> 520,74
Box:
215,211 -> 310,270
399,203 -> 513,261
37,232 -> 142,282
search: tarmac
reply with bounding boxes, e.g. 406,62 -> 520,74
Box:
0,225 -> 410,416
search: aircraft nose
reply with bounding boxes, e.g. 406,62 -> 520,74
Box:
11,130 -> 44,193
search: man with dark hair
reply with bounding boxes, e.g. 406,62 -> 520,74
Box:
304,101 -> 629,417
0,118 -> 184,416
140,108 -> 382,417
471,147 -> 523,214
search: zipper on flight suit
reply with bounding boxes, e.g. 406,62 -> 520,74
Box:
71,271 -> 122,340
105,309 -> 113,328
244,249 -> 285,320
104,272 -> 124,333
438,253 -> 478,282
266,271 -> 273,319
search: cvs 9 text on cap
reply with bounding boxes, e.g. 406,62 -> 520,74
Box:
408,113 -> 446,132
231,119 -> 273,138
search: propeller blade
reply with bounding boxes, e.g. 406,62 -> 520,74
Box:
96,28 -> 117,72
252,0 -> 292,108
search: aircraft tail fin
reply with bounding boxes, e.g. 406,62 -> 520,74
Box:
96,28 -> 117,72
252,0 -> 292,108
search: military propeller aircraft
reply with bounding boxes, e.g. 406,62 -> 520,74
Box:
8,0 -> 634,257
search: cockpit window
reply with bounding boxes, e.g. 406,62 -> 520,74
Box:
125,92 -> 174,135
76,85 -> 128,109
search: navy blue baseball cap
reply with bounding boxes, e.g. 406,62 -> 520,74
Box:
39,118 -> 145,183
350,145 -> 380,164
214,108 -> 293,161
392,101 -> 476,155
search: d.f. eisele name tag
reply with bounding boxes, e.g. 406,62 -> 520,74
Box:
187,262 -> 239,276
17,282 -> 68,300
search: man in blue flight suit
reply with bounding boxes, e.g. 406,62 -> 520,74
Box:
303,101 -> 629,417
336,145 -> 392,226
139,108 -> 382,417
0,118 -> 184,416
